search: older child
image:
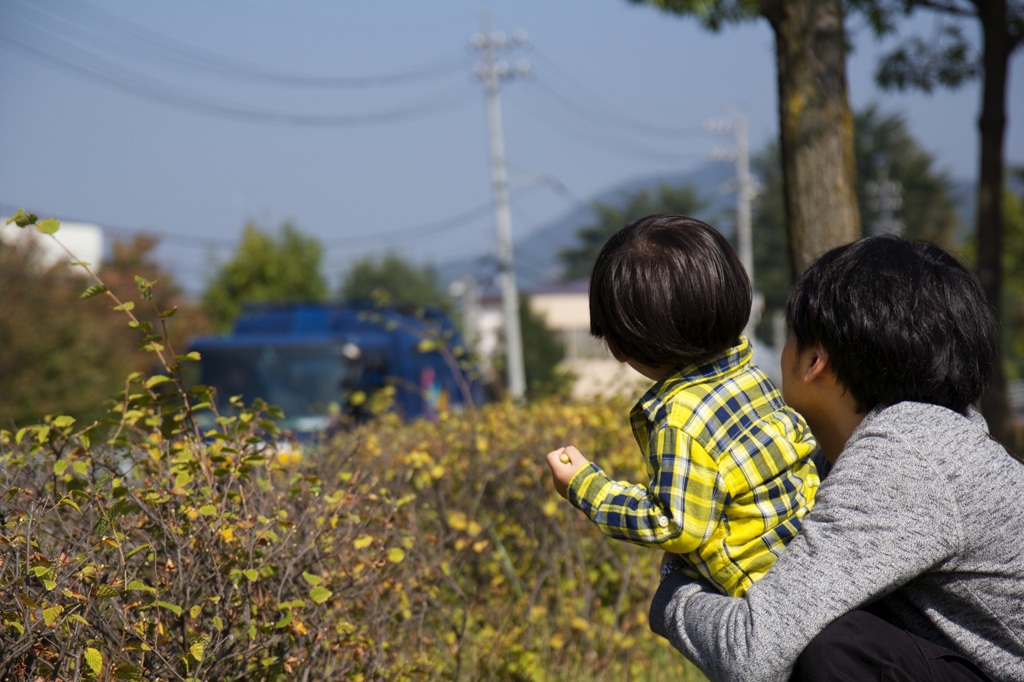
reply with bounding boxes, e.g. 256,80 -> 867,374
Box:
649,236 -> 1024,681
545,214 -> 820,597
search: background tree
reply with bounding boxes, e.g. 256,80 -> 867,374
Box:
847,0 -> 1023,450
519,295 -> 573,400
102,233 -> 211,367
0,239 -> 137,426
201,221 -> 328,331
558,183 -> 708,279
488,295 -> 570,401
1002,168 -> 1024,389
337,251 -> 456,317
629,0 -> 862,274
853,105 -> 961,246
751,104 -> 962,342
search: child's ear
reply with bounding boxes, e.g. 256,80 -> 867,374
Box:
606,340 -> 627,363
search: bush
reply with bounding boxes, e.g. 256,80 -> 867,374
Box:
0,213 -> 706,681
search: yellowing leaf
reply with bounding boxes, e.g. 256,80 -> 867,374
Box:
570,616 -> 590,631
467,520 -> 483,537
309,585 -> 332,604
242,569 -> 258,582
125,580 -> 156,593
52,415 -> 75,428
542,499 -> 559,517
84,647 -> 103,675
353,535 -> 373,550
447,511 -> 468,531
387,548 -> 405,564
42,604 -> 63,627
36,218 -> 60,234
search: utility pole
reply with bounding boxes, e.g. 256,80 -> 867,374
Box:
471,12 -> 528,400
865,163 -> 904,236
707,111 -> 759,337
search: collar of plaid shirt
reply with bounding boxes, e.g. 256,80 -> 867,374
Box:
632,335 -> 752,422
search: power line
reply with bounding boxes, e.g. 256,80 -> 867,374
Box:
8,0 -> 473,89
514,90 -> 708,164
0,27 -> 476,127
528,46 -> 707,139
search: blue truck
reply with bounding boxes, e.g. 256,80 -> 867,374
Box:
186,303 -> 480,435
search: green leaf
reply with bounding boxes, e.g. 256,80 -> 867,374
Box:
80,284 -> 109,300
145,375 -> 171,389
125,543 -> 151,560
112,663 -> 142,680
155,601 -> 182,616
58,496 -> 81,513
302,571 -> 322,587
54,460 -> 69,476
274,610 -> 293,629
42,604 -> 63,626
308,585 -> 332,604
125,580 -> 156,593
36,218 -> 60,234
113,301 -> 135,311
7,209 -> 37,227
198,504 -> 217,516
242,569 -> 258,582
84,647 -> 103,676
52,415 -> 76,428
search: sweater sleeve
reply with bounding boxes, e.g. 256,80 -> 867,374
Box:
649,430 -> 962,682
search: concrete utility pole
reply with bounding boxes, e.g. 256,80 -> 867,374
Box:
471,12 -> 528,400
707,111 -> 759,336
865,163 -> 904,236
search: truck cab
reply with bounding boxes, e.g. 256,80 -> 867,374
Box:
186,303 -> 479,435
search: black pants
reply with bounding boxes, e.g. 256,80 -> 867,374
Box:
790,610 -> 992,682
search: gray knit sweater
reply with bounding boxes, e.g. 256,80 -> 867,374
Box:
649,401 -> 1024,682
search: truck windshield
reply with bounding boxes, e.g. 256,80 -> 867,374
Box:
196,344 -> 352,433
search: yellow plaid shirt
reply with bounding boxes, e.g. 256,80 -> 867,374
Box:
567,337 -> 820,597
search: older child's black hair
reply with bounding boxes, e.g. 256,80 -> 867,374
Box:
589,214 -> 751,368
786,235 -> 997,413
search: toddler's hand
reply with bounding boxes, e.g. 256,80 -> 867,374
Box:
545,445 -> 588,499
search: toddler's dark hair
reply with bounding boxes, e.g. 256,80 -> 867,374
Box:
589,214 -> 751,368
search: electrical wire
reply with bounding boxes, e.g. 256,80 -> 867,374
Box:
527,46 -> 706,138
513,88 -> 707,164
8,0 -> 473,89
0,26 -> 476,127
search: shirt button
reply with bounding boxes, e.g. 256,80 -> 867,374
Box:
658,515 -> 670,528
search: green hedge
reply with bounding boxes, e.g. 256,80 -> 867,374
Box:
1,394 -> 708,681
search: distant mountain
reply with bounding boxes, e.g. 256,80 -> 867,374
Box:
441,162 -> 984,293
438,161 -> 737,292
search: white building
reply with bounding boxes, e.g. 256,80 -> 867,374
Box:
0,218 -> 104,274
473,278 -> 784,399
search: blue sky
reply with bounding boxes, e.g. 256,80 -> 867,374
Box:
0,0 -> 1020,295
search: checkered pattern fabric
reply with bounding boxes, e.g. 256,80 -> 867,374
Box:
567,337 -> 820,597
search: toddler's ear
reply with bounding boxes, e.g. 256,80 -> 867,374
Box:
606,339 -> 627,363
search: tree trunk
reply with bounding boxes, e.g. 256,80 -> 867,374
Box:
975,0 -> 1015,449
761,0 -> 861,277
